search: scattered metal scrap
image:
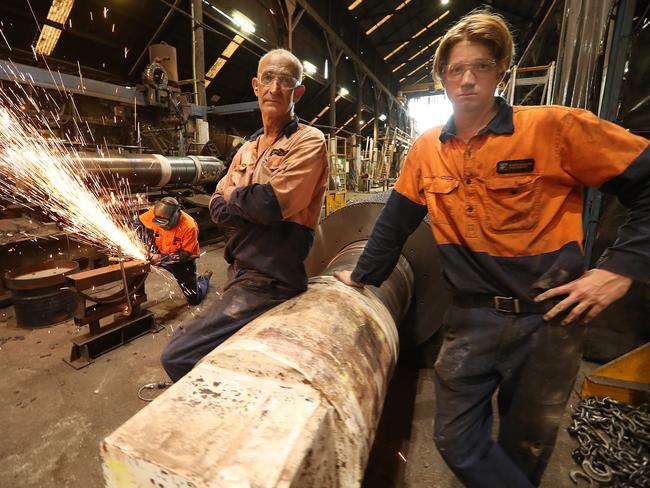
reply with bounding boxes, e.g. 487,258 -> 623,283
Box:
568,397 -> 650,486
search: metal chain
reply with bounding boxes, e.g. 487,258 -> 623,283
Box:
567,397 -> 650,486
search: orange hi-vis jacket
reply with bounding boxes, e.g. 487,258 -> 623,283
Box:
139,208 -> 200,257
351,99 -> 650,300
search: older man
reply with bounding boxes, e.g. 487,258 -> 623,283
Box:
336,10 -> 649,488
161,49 -> 328,382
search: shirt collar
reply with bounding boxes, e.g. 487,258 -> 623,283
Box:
439,97 -> 514,143
249,116 -> 300,142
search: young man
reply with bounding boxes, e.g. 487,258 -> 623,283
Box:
336,10 -> 650,488
138,197 -> 211,305
160,49 -> 328,382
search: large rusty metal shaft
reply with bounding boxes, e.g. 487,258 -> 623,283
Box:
321,241 -> 414,322
102,277 -> 401,487
78,153 -> 225,188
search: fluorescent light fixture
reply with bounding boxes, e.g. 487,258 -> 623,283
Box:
408,36 -> 442,61
366,0 -> 412,35
232,11 -> 255,33
205,34 -> 245,86
48,0 -> 75,24
35,25 -> 62,56
378,114 -> 387,121
348,0 -> 364,10
303,61 -> 317,75
385,11 -> 449,61
35,0 -> 75,56
339,87 -> 349,97
336,114 -> 357,134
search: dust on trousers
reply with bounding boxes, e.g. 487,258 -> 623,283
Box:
433,304 -> 584,487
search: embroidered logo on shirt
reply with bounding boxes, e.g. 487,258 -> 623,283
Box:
496,159 -> 535,174
269,148 -> 288,157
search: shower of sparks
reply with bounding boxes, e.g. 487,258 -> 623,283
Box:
0,29 -> 11,51
0,91 -> 147,261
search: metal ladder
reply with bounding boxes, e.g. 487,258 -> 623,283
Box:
503,62 -> 556,105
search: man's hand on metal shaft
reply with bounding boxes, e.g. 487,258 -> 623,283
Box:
333,270 -> 365,289
534,268 -> 632,326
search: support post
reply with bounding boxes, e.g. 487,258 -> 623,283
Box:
191,0 -> 207,107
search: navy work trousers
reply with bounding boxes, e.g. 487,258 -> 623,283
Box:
433,304 -> 585,487
161,266 -> 302,382
160,260 -> 209,306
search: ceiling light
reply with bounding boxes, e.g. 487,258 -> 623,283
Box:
232,11 -> 255,33
378,114 -> 387,121
339,87 -> 349,97
35,0 -> 75,56
205,34 -> 244,86
348,0 -> 364,10
441,0 -> 450,5
303,61 -> 317,75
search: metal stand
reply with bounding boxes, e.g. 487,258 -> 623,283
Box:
63,258 -> 162,369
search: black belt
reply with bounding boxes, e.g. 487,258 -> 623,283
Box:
453,295 -> 555,314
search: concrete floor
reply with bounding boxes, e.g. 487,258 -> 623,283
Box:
0,241 -> 587,488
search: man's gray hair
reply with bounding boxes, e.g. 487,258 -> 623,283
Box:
257,49 -> 303,82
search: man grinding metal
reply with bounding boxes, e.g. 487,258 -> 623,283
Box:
138,197 -> 212,306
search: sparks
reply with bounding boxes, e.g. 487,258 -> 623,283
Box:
0,92 -> 147,261
0,29 -> 11,51
397,451 -> 407,463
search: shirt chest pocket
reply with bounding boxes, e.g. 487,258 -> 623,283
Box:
481,175 -> 541,232
254,154 -> 285,183
228,163 -> 249,187
424,177 -> 460,225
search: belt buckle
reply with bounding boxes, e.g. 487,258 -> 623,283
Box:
494,296 -> 520,314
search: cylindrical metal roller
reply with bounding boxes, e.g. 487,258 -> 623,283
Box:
305,190 -> 451,350
77,153 -> 226,188
321,241 -> 414,322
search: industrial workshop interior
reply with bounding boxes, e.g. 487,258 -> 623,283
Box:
1,0 -> 649,487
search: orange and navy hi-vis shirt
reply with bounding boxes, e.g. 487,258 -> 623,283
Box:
351,98 -> 650,301
138,209 -> 200,257
208,117 -> 328,291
